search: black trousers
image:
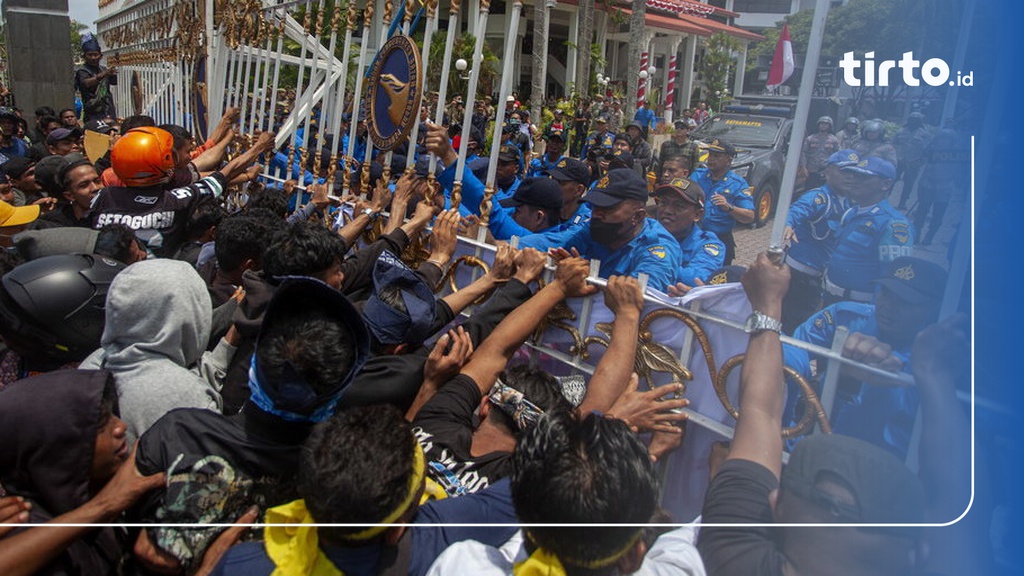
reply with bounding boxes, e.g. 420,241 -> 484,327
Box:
782,268 -> 824,334
719,230 -> 736,265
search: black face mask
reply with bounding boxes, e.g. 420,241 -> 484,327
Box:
589,218 -> 633,245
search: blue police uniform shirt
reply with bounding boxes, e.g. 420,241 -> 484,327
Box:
528,154 -> 565,177
518,218 -> 682,291
782,303 -> 916,457
579,132 -> 614,160
675,224 -> 726,286
824,199 -> 914,297
691,167 -> 755,237
488,205 -> 560,241
784,183 -> 849,274
436,156 -> 518,219
554,202 -> 592,233
268,151 -> 314,185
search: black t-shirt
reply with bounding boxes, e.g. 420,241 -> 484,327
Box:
697,459 -> 786,576
90,172 -> 226,257
75,64 -> 118,121
412,375 -> 511,497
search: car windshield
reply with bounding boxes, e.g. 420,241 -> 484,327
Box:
693,115 -> 783,148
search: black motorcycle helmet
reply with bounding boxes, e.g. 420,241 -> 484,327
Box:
0,254 -> 124,365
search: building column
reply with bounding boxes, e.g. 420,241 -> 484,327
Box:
734,41 -> 748,96
637,31 -> 655,104
680,34 -> 698,111
595,11 -> 608,67
664,36 -> 683,124
566,6 -> 579,94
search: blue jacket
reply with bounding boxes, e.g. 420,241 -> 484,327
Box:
675,224 -> 726,286
554,202 -> 592,233
634,107 -> 656,131
785,184 -> 848,274
579,131 -> 614,161
824,199 -> 914,298
436,157 -> 519,218
519,218 -> 682,291
691,167 -> 755,236
528,153 -> 566,177
782,302 -> 916,457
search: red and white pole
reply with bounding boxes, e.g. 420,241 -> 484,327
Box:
637,51 -> 648,104
665,53 -> 678,124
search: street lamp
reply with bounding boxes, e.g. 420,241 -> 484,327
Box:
639,70 -> 648,80
455,58 -> 468,72
647,65 -> 657,76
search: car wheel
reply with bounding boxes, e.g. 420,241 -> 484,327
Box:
753,182 -> 776,228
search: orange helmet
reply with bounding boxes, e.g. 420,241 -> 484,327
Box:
110,127 -> 175,187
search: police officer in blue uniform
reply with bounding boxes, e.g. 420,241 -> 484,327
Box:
783,256 -> 947,458
488,177 -> 563,241
690,139 -> 755,265
651,178 -> 725,293
518,169 -> 682,292
780,149 -> 858,332
823,156 -> 914,305
548,158 -> 592,232
528,129 -> 567,177
424,123 -> 522,218
579,117 -> 615,162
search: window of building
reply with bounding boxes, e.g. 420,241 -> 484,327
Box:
733,0 -> 793,14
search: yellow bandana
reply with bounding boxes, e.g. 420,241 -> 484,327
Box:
265,500 -> 343,576
513,547 -> 567,576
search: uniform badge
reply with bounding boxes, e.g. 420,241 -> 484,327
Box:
813,194 -> 824,205
814,316 -> 824,329
704,243 -> 720,257
556,159 -> 567,168
709,271 -> 728,285
894,264 -> 915,280
891,222 -> 910,243
649,246 -> 666,259
367,35 -> 423,151
597,175 -> 610,189
742,187 -> 753,196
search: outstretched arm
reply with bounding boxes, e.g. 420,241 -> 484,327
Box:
461,257 -> 597,394
578,276 -> 645,413
725,252 -> 790,479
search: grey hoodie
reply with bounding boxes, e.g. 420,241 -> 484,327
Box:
80,259 -> 232,441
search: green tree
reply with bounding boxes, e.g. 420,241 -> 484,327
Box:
699,33 -> 741,111
70,19 -> 89,65
427,32 -> 499,102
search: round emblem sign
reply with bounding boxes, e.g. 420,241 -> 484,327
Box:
367,35 -> 423,151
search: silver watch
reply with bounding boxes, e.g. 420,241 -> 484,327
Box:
361,208 -> 379,221
744,311 -> 782,335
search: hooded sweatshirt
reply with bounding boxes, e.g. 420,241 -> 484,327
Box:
0,369 -> 126,575
80,259 -> 232,441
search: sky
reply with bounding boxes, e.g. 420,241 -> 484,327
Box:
67,0 -> 100,32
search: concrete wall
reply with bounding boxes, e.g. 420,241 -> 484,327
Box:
3,0 -> 74,115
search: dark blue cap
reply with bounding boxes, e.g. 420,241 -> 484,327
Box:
253,277 -> 370,416
362,250 -> 436,345
607,149 -> 634,170
842,155 -> 896,179
499,177 -> 563,212
549,158 -> 590,185
582,168 -> 648,207
81,32 -> 101,53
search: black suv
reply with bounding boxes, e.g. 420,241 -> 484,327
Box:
691,100 -> 794,227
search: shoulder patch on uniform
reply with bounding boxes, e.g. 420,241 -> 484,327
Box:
822,309 -> 834,326
648,245 -> 667,259
891,221 -> 910,244
813,316 -> 825,329
703,243 -> 721,257
813,194 -> 824,205
742,186 -> 754,196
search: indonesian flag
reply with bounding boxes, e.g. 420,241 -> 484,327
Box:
767,24 -> 794,89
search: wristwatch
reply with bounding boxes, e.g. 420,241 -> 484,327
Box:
360,208 -> 380,221
744,311 -> 782,335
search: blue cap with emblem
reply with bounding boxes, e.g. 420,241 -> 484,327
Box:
827,149 -> 860,167
582,168 -> 648,207
871,256 -> 947,302
841,156 -> 896,180
549,158 -> 591,185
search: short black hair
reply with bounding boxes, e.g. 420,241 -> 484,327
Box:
255,308 -> 356,398
98,372 -> 120,426
38,115 -> 60,129
158,124 -> 194,151
299,405 -> 418,544
489,363 -> 573,433
262,221 -> 345,280
184,196 -> 226,240
246,187 -> 289,219
512,412 -> 660,568
120,115 -> 156,133
214,214 -> 275,273
35,106 -> 56,118
58,108 -> 76,117
94,223 -> 139,264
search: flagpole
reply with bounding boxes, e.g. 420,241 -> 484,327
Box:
769,0 -> 833,256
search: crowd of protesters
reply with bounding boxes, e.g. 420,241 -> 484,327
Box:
0,31 -> 987,576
